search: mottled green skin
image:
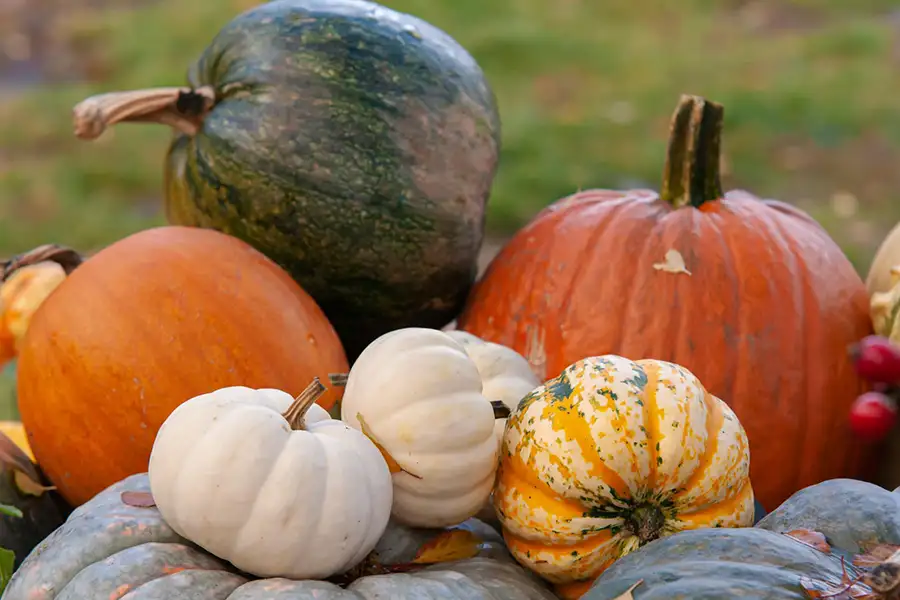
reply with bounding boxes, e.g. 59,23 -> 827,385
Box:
164,0 -> 501,359
584,478 -> 900,599
4,474 -> 555,600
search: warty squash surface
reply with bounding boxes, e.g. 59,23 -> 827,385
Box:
458,94 -> 875,510
72,0 -> 502,361
3,473 -> 558,600
495,354 -> 754,590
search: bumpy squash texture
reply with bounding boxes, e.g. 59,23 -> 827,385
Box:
164,0 -> 501,358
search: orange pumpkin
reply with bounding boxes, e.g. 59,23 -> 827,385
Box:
457,94 -> 875,511
9,227 -> 348,506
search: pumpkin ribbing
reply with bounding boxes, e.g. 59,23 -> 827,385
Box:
457,94 -> 875,512
12,227 -> 349,507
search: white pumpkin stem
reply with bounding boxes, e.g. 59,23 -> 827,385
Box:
283,378 -> 327,430
72,86 -> 216,141
1,245 -> 83,283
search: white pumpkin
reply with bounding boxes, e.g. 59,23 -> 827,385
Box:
148,379 -> 393,580
444,330 -> 540,442
340,328 -> 499,529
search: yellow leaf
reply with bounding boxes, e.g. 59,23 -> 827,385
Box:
356,413 -> 422,479
652,249 -> 691,275
13,470 -> 55,497
0,431 -> 52,497
611,580 -> 643,600
412,529 -> 483,564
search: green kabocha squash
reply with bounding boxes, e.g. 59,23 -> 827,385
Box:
582,478 -> 900,599
72,0 -> 501,360
5,473 -> 557,599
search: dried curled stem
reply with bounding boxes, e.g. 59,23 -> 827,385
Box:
1,245 -> 83,283
72,86 -> 216,140
283,378 -> 328,430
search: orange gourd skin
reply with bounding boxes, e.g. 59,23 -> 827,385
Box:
459,188 -> 874,511
16,226 -> 349,507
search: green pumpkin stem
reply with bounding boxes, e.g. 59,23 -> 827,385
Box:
1,244 -> 83,283
659,95 -> 725,209
72,86 -> 216,141
283,377 -> 327,430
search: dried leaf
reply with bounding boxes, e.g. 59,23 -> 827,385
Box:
0,431 -> 46,497
13,470 -> 54,497
785,529 -> 831,553
356,413 -> 422,479
121,491 -> 156,508
854,543 -> 900,569
611,580 -> 643,600
800,556 -> 872,599
412,529 -> 483,564
652,249 -> 691,276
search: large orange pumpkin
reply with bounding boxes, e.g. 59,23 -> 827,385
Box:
457,94 -> 875,510
8,226 -> 348,506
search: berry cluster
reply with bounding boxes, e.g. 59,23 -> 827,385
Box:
848,335 -> 900,442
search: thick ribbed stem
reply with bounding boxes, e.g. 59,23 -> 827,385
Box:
659,95 -> 725,209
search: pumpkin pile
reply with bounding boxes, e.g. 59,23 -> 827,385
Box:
0,0 -> 895,597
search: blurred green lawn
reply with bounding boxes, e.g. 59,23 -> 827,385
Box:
2,0 -> 900,410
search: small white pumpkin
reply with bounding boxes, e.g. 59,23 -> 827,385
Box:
148,379 -> 393,580
444,330 -> 540,442
340,327 -> 499,529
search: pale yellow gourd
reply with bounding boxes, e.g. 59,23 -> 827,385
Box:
871,266 -> 900,344
340,328 -> 501,528
0,261 -> 66,366
868,221 -> 900,295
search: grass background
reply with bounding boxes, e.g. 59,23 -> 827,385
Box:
2,0 -> 900,411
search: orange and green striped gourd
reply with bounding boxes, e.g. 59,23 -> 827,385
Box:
494,354 -> 755,595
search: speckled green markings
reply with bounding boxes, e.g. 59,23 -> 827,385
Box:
163,0 -> 501,360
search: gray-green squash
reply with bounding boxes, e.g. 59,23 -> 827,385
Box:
4,473 -> 556,599
72,0 -> 501,361
582,478 -> 900,599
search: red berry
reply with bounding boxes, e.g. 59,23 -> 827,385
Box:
849,391 -> 898,441
848,335 -> 900,385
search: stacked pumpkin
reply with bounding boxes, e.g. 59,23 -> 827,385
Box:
0,0 -> 891,597
1,319 -> 760,598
